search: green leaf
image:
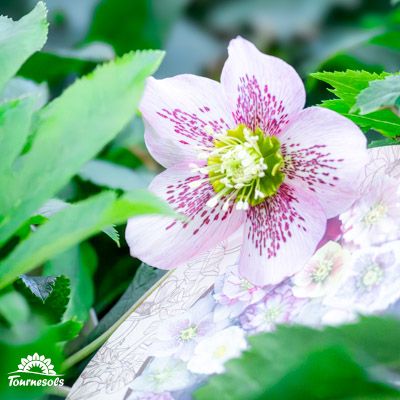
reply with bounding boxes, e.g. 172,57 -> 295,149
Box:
356,74 -> 400,115
0,2 -> 48,93
102,225 -> 120,247
17,275 -> 59,303
85,0 -> 187,55
50,319 -> 83,342
44,244 -> 98,323
15,275 -> 71,323
311,70 -> 387,107
0,49 -> 164,245
369,138 -> 400,148
0,77 -> 48,110
0,190 -> 173,289
370,31 -> 400,51
0,97 -> 35,174
86,263 -> 166,342
79,159 -> 153,191
36,198 -> 120,244
0,289 -> 29,326
312,70 -> 400,138
195,317 -> 400,400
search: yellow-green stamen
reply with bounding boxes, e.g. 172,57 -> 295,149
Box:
205,124 -> 285,209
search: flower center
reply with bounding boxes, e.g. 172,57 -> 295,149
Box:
264,305 -> 282,322
360,264 -> 383,289
363,203 -> 387,225
179,325 -> 197,341
202,124 -> 285,210
311,259 -> 333,283
213,345 -> 228,359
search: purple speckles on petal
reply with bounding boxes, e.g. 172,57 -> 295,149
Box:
246,185 -> 306,259
156,106 -> 230,148
233,75 -> 289,135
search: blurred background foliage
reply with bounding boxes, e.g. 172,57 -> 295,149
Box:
0,0 -> 399,398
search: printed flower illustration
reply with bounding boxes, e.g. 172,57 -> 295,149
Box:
149,297 -> 219,361
341,177 -> 400,247
126,37 -> 367,284
131,358 -> 194,394
187,326 -> 247,374
324,241 -> 400,313
213,264 -> 268,320
239,284 -> 307,332
292,241 -> 349,298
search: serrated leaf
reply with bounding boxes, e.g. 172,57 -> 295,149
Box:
195,317 -> 400,400
0,2 -> 48,92
311,70 -> 387,106
313,70 -> 400,139
356,74 -> 400,115
0,49 -> 164,245
0,190 -> 173,289
15,275 -> 70,323
102,225 -> 120,247
44,244 -> 97,323
17,274 -> 58,302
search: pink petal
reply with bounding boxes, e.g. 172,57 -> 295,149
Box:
239,184 -> 326,285
125,164 -> 245,269
221,36 -> 305,135
140,75 -> 234,168
281,107 -> 368,218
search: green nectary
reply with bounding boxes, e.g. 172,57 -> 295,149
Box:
206,124 -> 285,208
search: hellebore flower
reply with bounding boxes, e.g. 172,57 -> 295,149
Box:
126,37 -> 367,284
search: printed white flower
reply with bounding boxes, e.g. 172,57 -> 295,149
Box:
341,177 -> 400,247
239,283 -> 307,332
187,326 -> 247,374
292,241 -> 350,298
324,241 -> 400,313
149,297 -> 218,361
213,264 -> 268,320
293,299 -> 356,328
131,358 -> 194,393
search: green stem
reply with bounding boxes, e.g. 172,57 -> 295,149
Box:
62,270 -> 173,371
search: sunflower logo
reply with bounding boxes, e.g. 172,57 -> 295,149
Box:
14,353 -> 57,376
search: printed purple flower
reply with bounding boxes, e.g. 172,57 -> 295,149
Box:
292,241 -> 349,298
126,37 -> 368,284
213,264 -> 268,320
341,176 -> 400,247
239,283 -> 307,332
324,241 -> 400,313
149,297 -> 218,361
